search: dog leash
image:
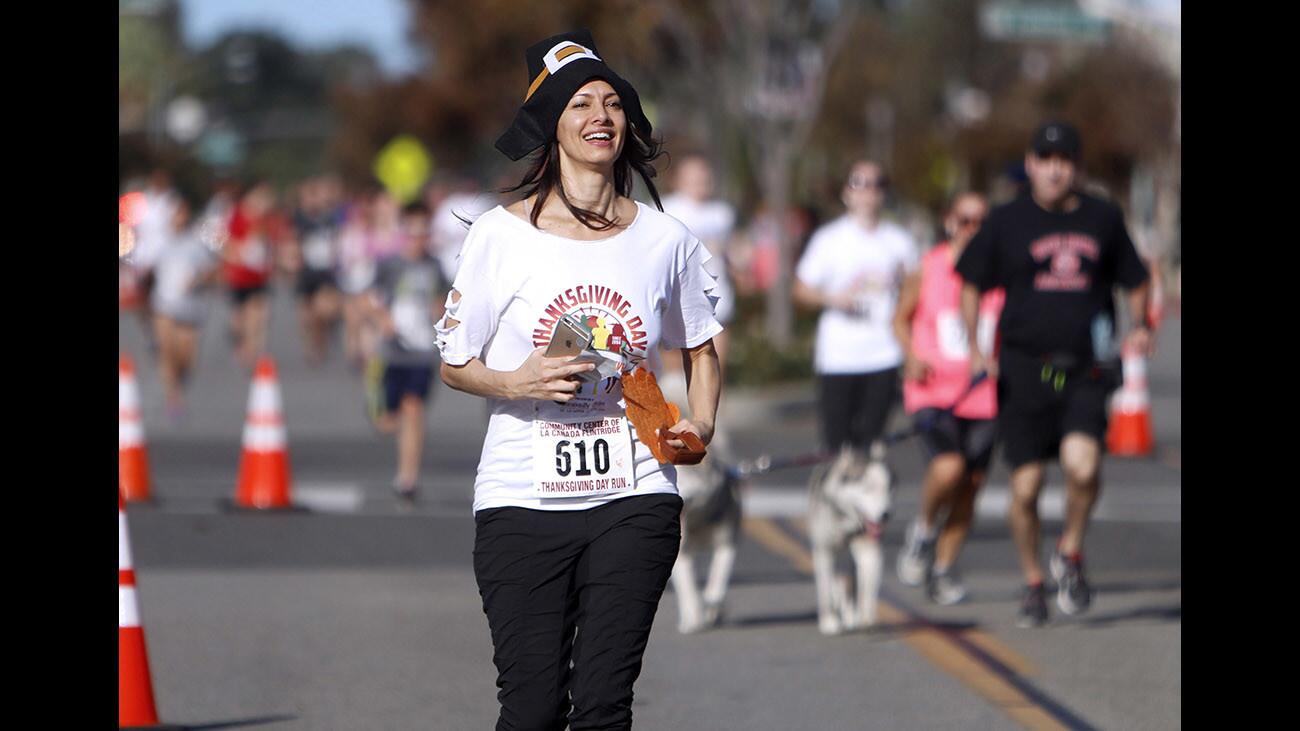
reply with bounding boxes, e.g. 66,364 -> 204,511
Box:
725,372 -> 989,479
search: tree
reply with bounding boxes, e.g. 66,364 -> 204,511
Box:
642,0 -> 862,346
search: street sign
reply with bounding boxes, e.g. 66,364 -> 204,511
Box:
373,135 -> 433,205
195,126 -> 246,169
980,2 -> 1111,43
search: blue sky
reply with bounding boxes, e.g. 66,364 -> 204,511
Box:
178,0 -> 1178,78
179,0 -> 422,75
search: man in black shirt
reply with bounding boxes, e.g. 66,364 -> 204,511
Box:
955,121 -> 1153,627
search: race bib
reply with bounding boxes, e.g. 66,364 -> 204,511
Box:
936,310 -> 997,360
532,412 -> 635,498
302,233 -> 334,269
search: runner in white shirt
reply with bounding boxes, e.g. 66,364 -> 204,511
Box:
661,154 -> 738,359
437,31 -> 721,731
129,170 -> 181,352
659,154 -> 740,458
429,180 -> 496,282
794,160 -> 919,452
149,197 -> 220,422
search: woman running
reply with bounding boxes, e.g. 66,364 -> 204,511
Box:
437,30 -> 722,730
893,192 -> 1004,604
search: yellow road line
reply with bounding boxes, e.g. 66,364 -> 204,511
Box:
742,516 -> 1064,731
742,515 -> 813,573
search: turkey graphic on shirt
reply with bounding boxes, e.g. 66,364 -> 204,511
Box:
532,284 -> 649,393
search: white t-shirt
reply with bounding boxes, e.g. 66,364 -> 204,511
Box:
661,193 -> 737,323
132,188 -> 180,271
437,202 -> 723,514
151,231 -> 216,324
795,216 -> 919,374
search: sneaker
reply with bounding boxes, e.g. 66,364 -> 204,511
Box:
1051,550 -> 1093,615
927,566 -> 968,606
1016,583 -> 1049,628
392,479 -> 418,503
896,521 -> 935,587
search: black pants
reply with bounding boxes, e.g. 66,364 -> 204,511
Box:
473,493 -> 683,731
816,368 -> 900,452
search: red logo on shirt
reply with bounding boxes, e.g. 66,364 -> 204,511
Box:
531,285 -> 649,358
1030,233 -> 1097,291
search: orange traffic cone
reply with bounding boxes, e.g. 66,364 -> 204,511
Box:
119,355 -> 153,502
234,356 -> 294,509
120,487 -> 161,728
1107,343 -> 1155,456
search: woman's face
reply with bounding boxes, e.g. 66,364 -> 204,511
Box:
556,79 -> 627,171
944,194 -> 988,245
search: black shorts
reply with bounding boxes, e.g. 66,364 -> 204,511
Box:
383,363 -> 433,411
474,493 -> 682,731
228,283 -> 269,306
914,409 -> 997,471
996,349 -> 1117,469
295,269 -> 338,299
816,368 -> 899,451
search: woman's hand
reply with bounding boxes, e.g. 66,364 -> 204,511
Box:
968,351 -> 997,383
509,347 -> 596,402
661,417 -> 714,449
902,353 -> 931,382
826,290 -> 860,314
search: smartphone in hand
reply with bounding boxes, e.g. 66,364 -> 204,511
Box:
545,314 -> 593,358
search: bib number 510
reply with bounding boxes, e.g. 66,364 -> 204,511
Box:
554,439 -> 611,477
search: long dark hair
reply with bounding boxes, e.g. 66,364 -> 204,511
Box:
502,117 -> 667,231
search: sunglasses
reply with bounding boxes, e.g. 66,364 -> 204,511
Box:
846,177 -> 886,190
956,216 -> 985,228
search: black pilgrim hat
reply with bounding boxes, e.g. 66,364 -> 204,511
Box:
495,30 -> 653,162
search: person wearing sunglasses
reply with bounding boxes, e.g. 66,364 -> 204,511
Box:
892,192 -> 1003,605
955,121 -> 1152,627
795,160 -> 920,459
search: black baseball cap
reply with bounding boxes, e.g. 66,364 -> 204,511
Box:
1030,121 -> 1081,160
495,30 -> 652,162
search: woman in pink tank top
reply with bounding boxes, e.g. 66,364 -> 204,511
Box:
891,192 -> 1004,605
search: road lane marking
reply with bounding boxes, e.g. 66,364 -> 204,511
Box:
293,484 -> 364,513
742,516 -> 1094,731
741,517 -> 813,573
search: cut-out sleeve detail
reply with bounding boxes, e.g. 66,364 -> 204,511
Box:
435,229 -> 499,366
661,236 -> 724,350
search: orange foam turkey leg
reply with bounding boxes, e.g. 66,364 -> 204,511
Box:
622,369 -> 706,465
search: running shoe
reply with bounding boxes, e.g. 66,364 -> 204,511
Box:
927,566 -> 968,606
896,520 -> 935,586
1050,550 -> 1093,615
1016,583 -> 1049,628
392,477 -> 419,503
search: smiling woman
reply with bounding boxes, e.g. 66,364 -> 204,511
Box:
433,29 -> 724,731
496,51 -> 665,233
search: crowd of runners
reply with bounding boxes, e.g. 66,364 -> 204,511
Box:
119,118 -> 1157,630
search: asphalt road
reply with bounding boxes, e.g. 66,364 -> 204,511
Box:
118,288 -> 1181,730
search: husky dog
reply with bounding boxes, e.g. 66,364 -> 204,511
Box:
808,443 -> 893,635
670,456 -> 742,633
